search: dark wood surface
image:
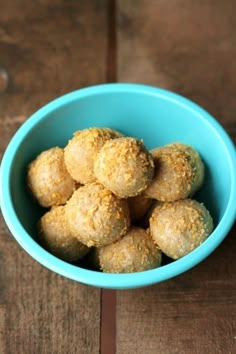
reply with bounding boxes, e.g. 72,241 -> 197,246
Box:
0,2 -> 107,354
0,1 -> 235,353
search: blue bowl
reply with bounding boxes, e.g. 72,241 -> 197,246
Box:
1,83 -> 236,289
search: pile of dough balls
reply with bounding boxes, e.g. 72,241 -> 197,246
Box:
27,127 -> 213,273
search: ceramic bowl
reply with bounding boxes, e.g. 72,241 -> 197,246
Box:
1,83 -> 236,289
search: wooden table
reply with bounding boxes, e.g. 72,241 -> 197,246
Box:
0,1 -> 235,353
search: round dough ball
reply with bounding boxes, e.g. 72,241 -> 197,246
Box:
65,182 -> 130,247
150,199 -> 213,259
64,127 -> 121,184
98,227 -> 162,273
94,137 -> 154,198
38,206 -> 89,262
27,147 -> 75,207
128,194 -> 153,223
145,143 -> 204,201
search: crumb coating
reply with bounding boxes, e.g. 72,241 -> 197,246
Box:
145,143 -> 204,201
150,199 -> 213,259
27,147 -> 75,207
38,205 -> 89,261
64,127 -> 121,184
94,137 -> 154,198
66,182 -> 130,247
98,227 -> 162,273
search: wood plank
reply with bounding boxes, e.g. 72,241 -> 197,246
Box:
117,226 -> 236,354
117,1 -> 236,353
117,0 -> 236,141
0,306 -> 6,354
0,1 -> 108,353
0,0 -> 108,118
101,289 -> 117,354
0,230 -> 101,354
100,2 -> 117,354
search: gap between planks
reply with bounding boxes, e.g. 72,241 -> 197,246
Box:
100,1 -> 117,354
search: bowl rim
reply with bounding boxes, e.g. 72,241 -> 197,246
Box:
1,83 -> 236,289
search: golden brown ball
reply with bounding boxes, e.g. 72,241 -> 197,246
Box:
145,143 -> 204,201
94,137 -> 154,198
149,199 -> 213,259
65,182 -> 130,247
98,227 -> 162,273
38,206 -> 89,262
27,147 -> 75,207
64,127 -> 121,184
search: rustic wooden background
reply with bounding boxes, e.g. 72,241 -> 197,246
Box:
0,1 -> 235,353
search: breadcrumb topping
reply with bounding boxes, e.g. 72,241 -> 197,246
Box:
98,227 -> 162,273
94,137 -> 154,198
66,182 -> 130,247
150,199 -> 213,259
27,147 -> 75,207
64,127 -> 121,184
38,205 -> 89,261
145,143 -> 204,201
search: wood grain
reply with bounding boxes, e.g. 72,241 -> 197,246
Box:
0,232 -> 101,354
101,289 -> 117,354
117,1 -> 236,353
101,2 -> 117,354
1,1 -> 236,353
0,1 -> 108,353
117,225 -> 236,354
117,0 -> 236,142
0,0 -> 108,118
0,306 -> 6,354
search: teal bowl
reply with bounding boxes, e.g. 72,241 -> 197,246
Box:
1,83 -> 236,289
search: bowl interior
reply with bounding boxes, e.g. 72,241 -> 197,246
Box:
2,84 -> 235,288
